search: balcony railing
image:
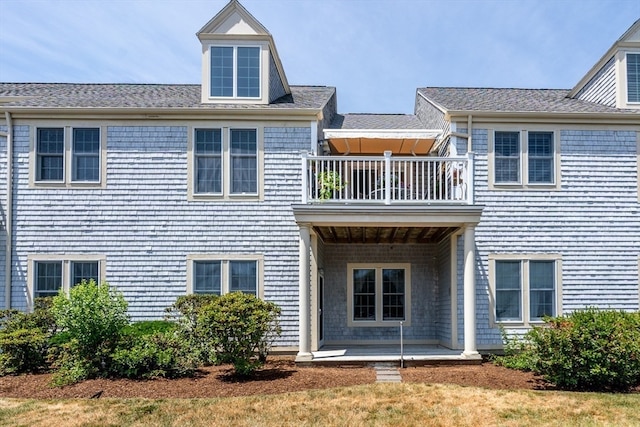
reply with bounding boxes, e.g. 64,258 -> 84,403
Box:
301,151 -> 474,205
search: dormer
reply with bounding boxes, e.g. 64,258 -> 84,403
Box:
197,0 -> 290,105
570,19 -> 640,109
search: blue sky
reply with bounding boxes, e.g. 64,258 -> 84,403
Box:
0,0 -> 638,113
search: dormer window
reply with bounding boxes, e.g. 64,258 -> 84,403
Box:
210,46 -> 260,98
627,53 -> 640,103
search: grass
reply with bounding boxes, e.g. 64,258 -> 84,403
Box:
1,383 -> 639,427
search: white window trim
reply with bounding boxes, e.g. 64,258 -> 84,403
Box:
187,124 -> 264,201
488,254 -> 562,328
26,254 -> 106,309
29,125 -> 107,189
346,263 -> 411,328
488,128 -> 561,190
208,44 -> 262,100
186,254 -> 264,298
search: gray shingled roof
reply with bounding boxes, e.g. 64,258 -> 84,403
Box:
419,87 -> 640,114
330,113 -> 427,130
0,83 -> 334,110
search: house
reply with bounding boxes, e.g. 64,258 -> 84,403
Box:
1,0 -> 639,363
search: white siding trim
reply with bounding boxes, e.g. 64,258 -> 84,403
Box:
488,126 -> 561,191
488,253 -> 563,329
26,254 -> 107,309
187,124 -> 264,201
29,124 -> 107,189
186,254 -> 264,298
346,263 -> 412,327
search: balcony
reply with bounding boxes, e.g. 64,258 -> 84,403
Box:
301,151 -> 474,205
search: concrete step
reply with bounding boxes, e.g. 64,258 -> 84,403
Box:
373,363 -> 402,383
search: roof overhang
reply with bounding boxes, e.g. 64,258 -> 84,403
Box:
0,106 -> 325,121
445,110 -> 640,125
323,129 -> 442,155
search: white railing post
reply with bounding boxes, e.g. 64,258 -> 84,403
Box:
301,152 -> 309,204
467,152 -> 475,205
384,150 -> 392,205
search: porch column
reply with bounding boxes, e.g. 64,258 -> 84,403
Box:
462,224 -> 479,358
296,223 -> 313,361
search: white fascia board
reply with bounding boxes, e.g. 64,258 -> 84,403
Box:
323,129 -> 441,139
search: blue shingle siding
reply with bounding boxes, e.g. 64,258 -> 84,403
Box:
268,55 -> 287,103
322,243 -> 439,342
415,94 -> 445,129
469,127 -> 640,347
575,57 -> 617,107
8,123 -> 311,347
436,236 -> 451,344
456,234 -> 465,348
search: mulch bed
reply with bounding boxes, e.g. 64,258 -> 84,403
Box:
0,358 -> 636,399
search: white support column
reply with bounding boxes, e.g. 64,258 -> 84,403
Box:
462,224 -> 480,358
296,223 -> 313,361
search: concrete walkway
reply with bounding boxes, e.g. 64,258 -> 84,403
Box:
373,363 -> 402,383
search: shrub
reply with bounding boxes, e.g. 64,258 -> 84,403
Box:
166,294 -> 219,365
120,320 -> 176,339
196,292 -> 281,376
111,331 -> 197,379
0,298 -> 57,375
51,280 -> 129,385
527,309 -> 640,391
495,310 -> 640,391
491,326 -> 537,371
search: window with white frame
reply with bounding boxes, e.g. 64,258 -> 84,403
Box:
627,53 -> 640,103
210,46 -> 260,98
230,129 -> 257,194
71,128 -> 100,181
347,264 -> 411,327
192,127 -> 259,198
189,257 -> 260,297
194,129 -> 222,194
490,256 -> 561,326
34,127 -> 102,186
31,257 -> 104,300
492,130 -> 557,188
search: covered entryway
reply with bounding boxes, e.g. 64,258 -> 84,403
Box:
292,205 -> 482,363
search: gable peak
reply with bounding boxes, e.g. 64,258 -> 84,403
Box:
197,0 -> 270,37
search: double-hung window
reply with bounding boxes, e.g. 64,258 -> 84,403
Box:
71,128 -> 100,182
194,129 -> 222,194
210,46 -> 260,98
230,129 -> 257,194
29,256 -> 104,302
490,255 -> 561,326
188,256 -> 261,297
33,127 -> 103,187
191,127 -> 260,199
627,53 -> 640,103
347,264 -> 411,327
492,130 -> 558,189
36,128 -> 65,181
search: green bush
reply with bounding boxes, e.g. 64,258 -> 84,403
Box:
498,309 -> 640,391
51,280 -> 129,385
528,309 -> 640,391
166,294 -> 219,365
111,331 -> 197,379
196,292 -> 281,376
121,320 -> 176,339
0,298 -> 57,375
491,327 -> 537,371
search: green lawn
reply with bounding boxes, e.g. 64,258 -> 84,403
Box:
1,383 -> 639,427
